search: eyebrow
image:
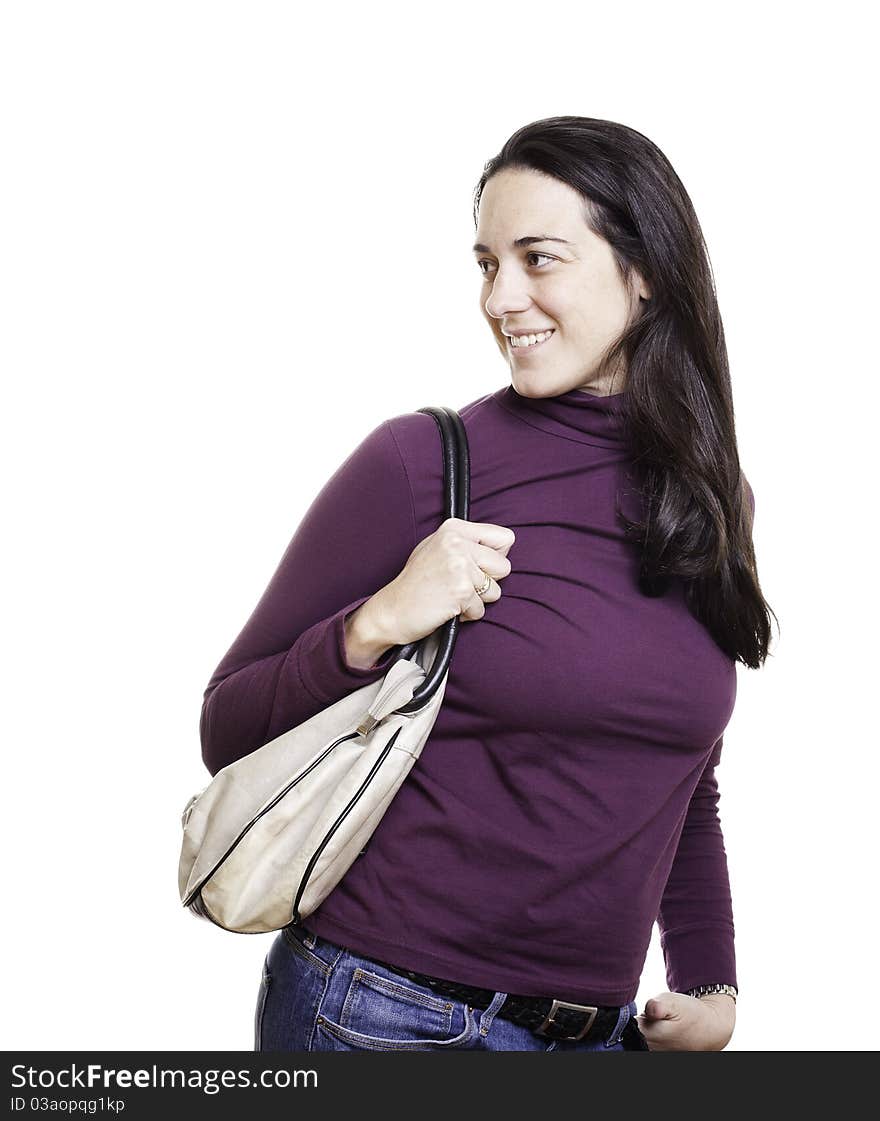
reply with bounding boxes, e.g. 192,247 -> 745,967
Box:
472,235 -> 573,253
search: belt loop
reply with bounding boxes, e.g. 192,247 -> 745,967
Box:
478,991 -> 508,1037
605,1000 -> 635,1047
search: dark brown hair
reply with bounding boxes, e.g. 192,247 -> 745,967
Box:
474,115 -> 775,667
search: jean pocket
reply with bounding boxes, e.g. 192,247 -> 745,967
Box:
253,957 -> 271,1051
315,966 -> 478,1051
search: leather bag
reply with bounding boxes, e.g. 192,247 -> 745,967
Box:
178,405 -> 470,934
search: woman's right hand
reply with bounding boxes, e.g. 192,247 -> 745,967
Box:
368,517 -> 516,647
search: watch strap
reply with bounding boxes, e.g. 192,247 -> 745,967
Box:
684,983 -> 738,1002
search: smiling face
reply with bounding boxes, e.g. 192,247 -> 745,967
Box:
474,166 -> 650,397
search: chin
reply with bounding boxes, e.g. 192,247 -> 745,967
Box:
509,372 -> 561,399
508,374 -> 537,396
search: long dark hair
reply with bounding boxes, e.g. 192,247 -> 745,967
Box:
474,116 -> 775,668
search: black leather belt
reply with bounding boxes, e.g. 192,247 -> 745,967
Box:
371,956 -> 622,1043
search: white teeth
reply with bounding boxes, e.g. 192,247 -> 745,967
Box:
510,330 -> 554,348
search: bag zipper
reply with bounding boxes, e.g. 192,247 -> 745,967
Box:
291,724 -> 404,925
182,729 -> 360,909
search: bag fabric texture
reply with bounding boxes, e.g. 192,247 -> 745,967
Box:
178,405 -> 469,934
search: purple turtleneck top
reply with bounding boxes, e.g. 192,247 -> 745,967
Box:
200,383 -> 749,1005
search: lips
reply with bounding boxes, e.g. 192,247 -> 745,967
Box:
507,328 -> 556,353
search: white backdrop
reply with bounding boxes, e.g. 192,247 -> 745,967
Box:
3,0 -> 876,1052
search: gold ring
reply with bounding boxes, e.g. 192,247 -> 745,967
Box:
475,572 -> 492,597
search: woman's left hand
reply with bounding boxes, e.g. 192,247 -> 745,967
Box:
635,991 -> 736,1051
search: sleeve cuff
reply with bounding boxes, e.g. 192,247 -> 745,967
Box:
294,594 -> 401,706
659,922 -> 738,995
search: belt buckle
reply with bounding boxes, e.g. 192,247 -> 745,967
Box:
534,998 -> 599,1042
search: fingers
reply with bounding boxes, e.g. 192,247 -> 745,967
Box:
471,540 -> 513,580
444,517 -> 516,554
439,518 -> 515,623
462,540 -> 512,619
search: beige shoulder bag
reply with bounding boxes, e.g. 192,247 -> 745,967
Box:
178,405 -> 469,934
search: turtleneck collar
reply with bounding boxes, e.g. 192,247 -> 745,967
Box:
491,383 -> 628,449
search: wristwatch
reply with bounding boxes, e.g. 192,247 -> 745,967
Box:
685,983 -> 737,1003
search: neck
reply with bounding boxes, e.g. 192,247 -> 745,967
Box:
493,380 -> 629,449
574,380 -> 626,398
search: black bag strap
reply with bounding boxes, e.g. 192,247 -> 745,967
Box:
394,405 -> 470,715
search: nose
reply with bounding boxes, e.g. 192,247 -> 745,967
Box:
483,267 -> 532,321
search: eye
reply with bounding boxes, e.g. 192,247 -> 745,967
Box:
476,252 -> 555,277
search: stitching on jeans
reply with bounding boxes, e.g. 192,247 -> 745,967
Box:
478,991 -> 508,1037
341,967 -> 456,1022
254,959 -> 271,1051
316,1003 -> 477,1051
605,1001 -> 632,1047
282,925 -> 332,977
307,942 -> 346,1053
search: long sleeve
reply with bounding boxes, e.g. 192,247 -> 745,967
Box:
199,417 -> 418,777
656,479 -> 754,994
656,735 -> 737,994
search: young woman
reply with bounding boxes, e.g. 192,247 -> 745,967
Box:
199,115 -> 774,1052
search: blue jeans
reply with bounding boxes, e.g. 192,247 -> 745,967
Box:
255,923 -> 650,1052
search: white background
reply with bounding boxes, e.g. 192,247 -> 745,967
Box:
3,1 -> 876,1052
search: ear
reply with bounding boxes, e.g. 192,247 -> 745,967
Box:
631,268 -> 651,302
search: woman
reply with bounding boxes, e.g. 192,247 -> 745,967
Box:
199,116 -> 774,1052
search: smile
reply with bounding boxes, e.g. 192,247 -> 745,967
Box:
508,329 -> 555,353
